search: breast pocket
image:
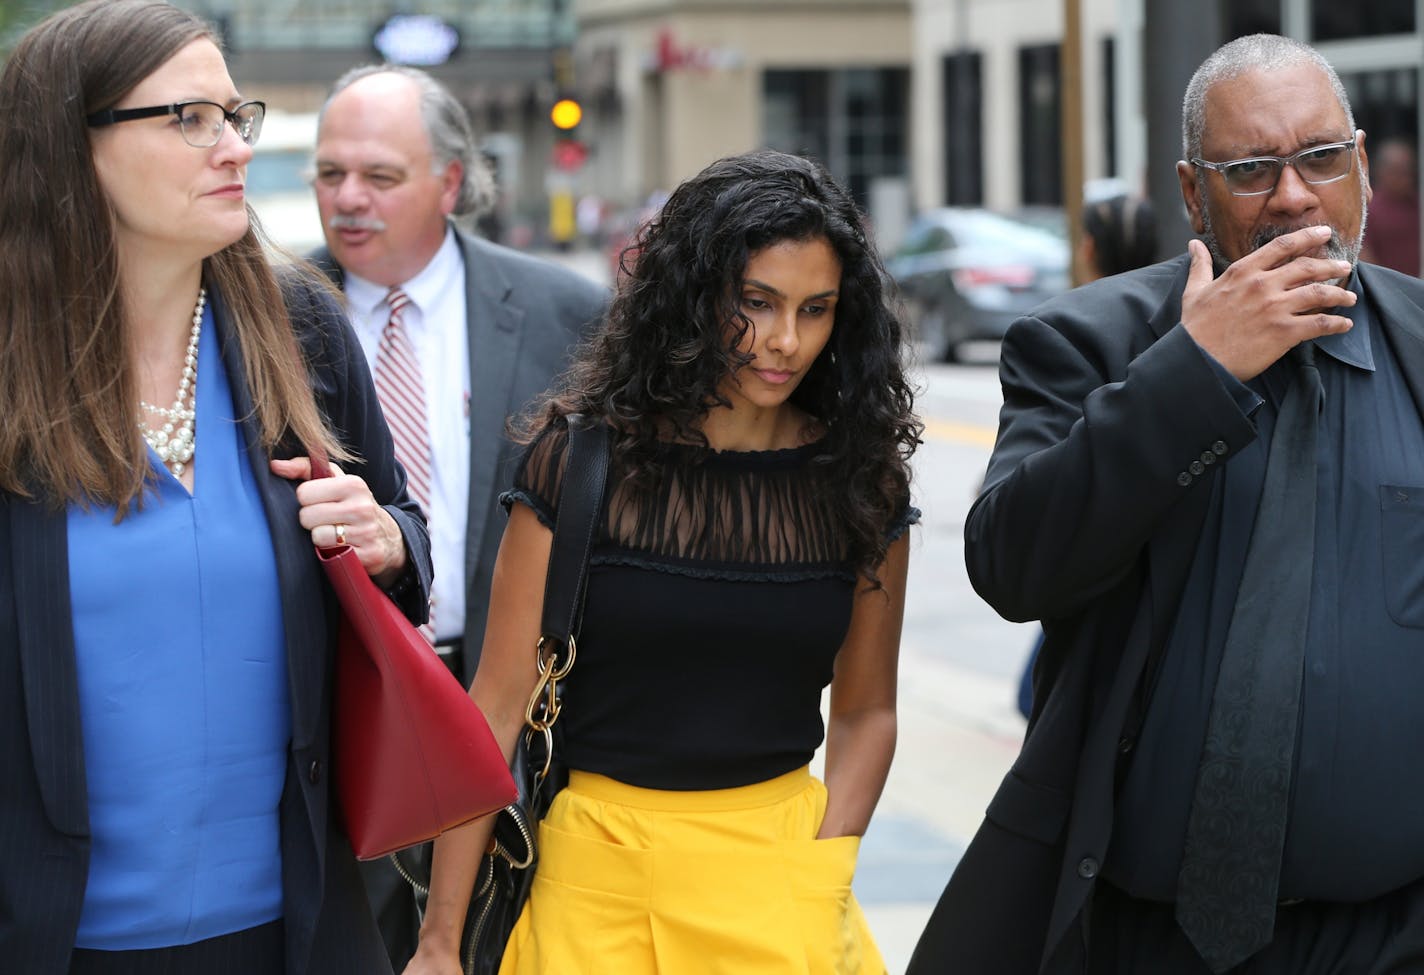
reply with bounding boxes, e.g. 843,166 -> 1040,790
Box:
1380,485 -> 1424,627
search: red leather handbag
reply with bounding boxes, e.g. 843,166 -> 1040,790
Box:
309,451 -> 516,859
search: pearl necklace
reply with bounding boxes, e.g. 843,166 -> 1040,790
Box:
137,287 -> 205,478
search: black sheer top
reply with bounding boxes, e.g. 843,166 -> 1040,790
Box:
502,422 -> 917,790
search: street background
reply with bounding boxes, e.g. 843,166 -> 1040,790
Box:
852,350 -> 1031,974
0,3 -> 1414,972
546,250 -> 1032,975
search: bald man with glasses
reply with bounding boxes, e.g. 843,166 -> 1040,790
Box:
911,33 -> 1424,975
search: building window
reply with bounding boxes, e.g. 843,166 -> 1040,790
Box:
1341,67 -> 1417,146
763,67 -> 908,207
1019,43 -> 1061,206
1225,0 -> 1282,37
1314,1 -> 1413,41
942,51 -> 983,205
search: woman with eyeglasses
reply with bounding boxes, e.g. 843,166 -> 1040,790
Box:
0,2 -> 431,973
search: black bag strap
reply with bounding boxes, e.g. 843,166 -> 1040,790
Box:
539,414 -> 610,648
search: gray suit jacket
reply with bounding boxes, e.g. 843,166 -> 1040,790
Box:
311,227 -> 607,685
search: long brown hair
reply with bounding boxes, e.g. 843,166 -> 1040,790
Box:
0,0 -> 342,514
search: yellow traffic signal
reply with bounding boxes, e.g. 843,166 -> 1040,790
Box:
550,98 -> 583,130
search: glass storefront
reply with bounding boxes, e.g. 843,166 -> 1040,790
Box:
763,67 -> 909,207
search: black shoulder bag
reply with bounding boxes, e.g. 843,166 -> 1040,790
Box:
394,415 -> 610,975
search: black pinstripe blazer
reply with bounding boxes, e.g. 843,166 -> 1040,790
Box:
0,277 -> 432,975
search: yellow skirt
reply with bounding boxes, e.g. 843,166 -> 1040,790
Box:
497,767 -> 887,975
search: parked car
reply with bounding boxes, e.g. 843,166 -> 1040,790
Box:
887,208 -> 1071,362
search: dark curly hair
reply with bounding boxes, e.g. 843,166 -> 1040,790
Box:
522,149 -> 920,580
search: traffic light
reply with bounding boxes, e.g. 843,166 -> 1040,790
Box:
550,98 -> 582,131
549,96 -> 587,173
551,139 -> 589,171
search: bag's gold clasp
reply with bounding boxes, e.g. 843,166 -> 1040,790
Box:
524,634 -> 577,784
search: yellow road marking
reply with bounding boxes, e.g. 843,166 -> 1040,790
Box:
923,418 -> 998,448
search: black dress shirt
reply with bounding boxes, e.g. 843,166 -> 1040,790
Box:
1106,272 -> 1424,902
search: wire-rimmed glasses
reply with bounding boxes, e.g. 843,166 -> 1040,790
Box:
1191,140 -> 1357,197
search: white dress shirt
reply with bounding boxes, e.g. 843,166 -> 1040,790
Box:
344,229 -> 470,644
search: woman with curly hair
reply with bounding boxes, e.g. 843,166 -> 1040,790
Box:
405,149 -> 920,975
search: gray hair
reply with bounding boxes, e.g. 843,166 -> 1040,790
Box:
1182,34 -> 1355,161
321,63 -> 495,217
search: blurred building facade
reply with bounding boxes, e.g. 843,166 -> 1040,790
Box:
570,0 -> 912,230
909,0 -> 1421,233
2,0 -> 1418,253
164,0 -> 584,245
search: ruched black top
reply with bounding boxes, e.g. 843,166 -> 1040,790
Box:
502,423 -> 916,791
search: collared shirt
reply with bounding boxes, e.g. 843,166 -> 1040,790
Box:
346,229 -> 469,642
1106,271 -> 1424,902
68,302 -> 289,947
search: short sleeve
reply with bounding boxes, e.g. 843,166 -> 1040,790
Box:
886,498 -> 921,544
499,420 -> 570,530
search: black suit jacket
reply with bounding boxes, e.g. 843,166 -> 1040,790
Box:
310,228 -> 607,686
908,258 -> 1424,973
0,278 -> 432,974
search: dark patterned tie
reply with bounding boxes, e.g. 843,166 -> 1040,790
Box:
1176,342 -> 1322,973
373,286 -> 435,645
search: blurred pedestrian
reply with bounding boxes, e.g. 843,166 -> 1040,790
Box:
913,33 -> 1424,974
404,149 -> 920,975
0,2 -> 432,973
1361,136 -> 1420,276
1080,194 -> 1158,280
308,63 -> 606,971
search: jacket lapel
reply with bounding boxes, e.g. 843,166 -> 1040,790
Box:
10,497 -> 89,837
1361,263 -> 1424,412
458,232 -> 524,587
210,289 -> 326,752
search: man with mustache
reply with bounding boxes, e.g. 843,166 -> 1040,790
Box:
308,65 -> 607,972
910,33 -> 1424,975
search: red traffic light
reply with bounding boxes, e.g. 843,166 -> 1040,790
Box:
551,138 -> 588,171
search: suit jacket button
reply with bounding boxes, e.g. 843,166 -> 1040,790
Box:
1177,471 -> 1193,487
1200,451 -> 1216,465
1117,736 -> 1135,754
1189,460 -> 1205,476
1077,857 -> 1099,879
308,760 -> 322,784
1212,440 -> 1228,455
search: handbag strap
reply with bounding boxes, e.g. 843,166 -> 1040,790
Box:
540,415 -> 611,648
308,447 -> 333,481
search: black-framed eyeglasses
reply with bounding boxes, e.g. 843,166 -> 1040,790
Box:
1191,139 -> 1357,197
85,100 -> 266,149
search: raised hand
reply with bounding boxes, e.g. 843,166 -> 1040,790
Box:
1180,226 -> 1356,381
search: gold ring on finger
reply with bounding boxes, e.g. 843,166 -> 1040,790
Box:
334,523 -> 347,546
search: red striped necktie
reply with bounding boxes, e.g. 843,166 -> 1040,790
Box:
374,286 -> 435,644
